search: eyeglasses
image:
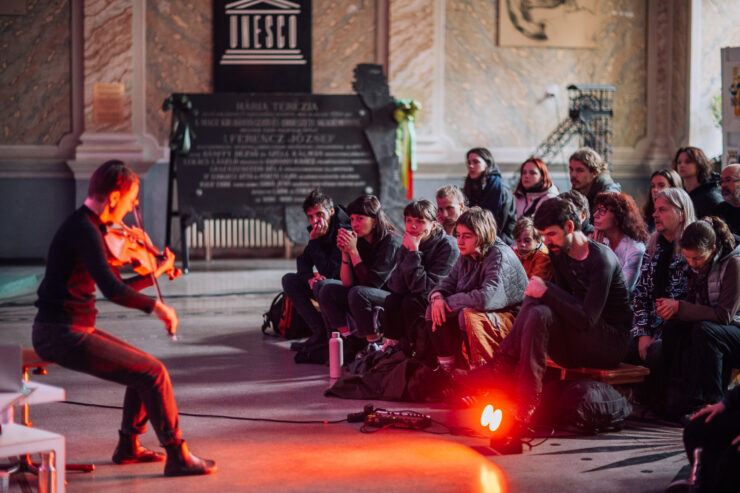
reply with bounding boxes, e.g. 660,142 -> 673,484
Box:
719,178 -> 740,185
593,206 -> 610,216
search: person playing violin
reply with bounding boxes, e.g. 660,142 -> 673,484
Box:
32,160 -> 217,477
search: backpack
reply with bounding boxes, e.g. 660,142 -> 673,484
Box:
536,379 -> 633,434
262,292 -> 312,339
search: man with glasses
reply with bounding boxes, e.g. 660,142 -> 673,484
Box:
713,164 -> 740,235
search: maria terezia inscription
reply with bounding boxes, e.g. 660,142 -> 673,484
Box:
174,93 -> 379,239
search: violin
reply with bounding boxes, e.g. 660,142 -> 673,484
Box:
104,222 -> 182,280
103,207 -> 182,341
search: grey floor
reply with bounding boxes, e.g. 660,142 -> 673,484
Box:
0,259 -> 687,492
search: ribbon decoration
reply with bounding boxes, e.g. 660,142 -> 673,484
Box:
393,99 -> 421,199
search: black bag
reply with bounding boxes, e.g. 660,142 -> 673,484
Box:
536,379 -> 632,434
262,292 -> 312,339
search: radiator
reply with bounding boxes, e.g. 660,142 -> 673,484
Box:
184,218 -> 290,258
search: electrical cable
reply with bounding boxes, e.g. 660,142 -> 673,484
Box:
60,400 -> 489,438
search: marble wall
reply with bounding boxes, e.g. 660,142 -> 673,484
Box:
442,0 -> 647,151
0,0 -> 71,145
146,0 -> 212,147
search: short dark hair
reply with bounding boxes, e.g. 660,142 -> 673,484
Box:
455,207 -> 497,257
558,189 -> 588,225
533,197 -> 580,231
88,160 -> 138,201
302,189 -> 334,214
404,199 -> 437,222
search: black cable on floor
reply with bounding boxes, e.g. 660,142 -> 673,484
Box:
62,400 -> 347,425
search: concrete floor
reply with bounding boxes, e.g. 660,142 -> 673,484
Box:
0,259 -> 688,492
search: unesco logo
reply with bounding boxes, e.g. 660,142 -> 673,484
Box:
219,0 -> 307,66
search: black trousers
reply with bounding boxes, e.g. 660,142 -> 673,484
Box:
683,405 -> 740,492
497,294 -> 629,403
281,272 -> 327,339
33,322 -> 181,446
660,320 -> 740,415
382,292 -> 427,341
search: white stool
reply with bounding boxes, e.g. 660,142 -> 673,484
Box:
0,423 -> 65,493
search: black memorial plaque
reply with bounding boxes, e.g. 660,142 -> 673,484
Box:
213,0 -> 311,93
174,93 -> 380,241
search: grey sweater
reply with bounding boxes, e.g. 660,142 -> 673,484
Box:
432,238 -> 527,313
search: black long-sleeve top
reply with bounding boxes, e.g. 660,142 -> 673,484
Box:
295,207 -> 350,283
34,206 -> 156,327
542,239 -> 633,332
351,232 -> 402,289
386,228 -> 459,296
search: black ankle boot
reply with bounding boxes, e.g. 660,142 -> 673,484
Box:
112,431 -> 166,464
164,440 -> 218,476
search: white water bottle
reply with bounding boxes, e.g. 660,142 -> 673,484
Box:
329,332 -> 344,378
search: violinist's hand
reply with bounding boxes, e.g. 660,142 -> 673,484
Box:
154,247 -> 178,279
153,300 -> 179,335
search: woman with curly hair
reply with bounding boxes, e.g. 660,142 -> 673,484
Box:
513,157 -> 559,219
673,146 -> 722,219
642,168 -> 683,232
592,192 -> 649,291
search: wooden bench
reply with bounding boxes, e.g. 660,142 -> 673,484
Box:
546,358 -> 650,386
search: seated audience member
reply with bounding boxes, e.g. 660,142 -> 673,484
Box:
559,189 -> 594,235
378,200 -> 459,358
713,163 -> 740,235
673,146 -> 722,219
514,157 -> 559,218
282,190 -> 350,349
642,168 -> 683,232
427,207 -> 527,371
487,197 -> 632,431
592,192 -> 649,291
463,148 -> 517,244
656,218 -> 740,417
630,188 -> 696,366
568,147 -> 621,221
436,185 -> 466,236
681,386 -> 740,493
317,195 -> 401,353
513,216 -> 552,280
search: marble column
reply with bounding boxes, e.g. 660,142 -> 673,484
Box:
638,0 -> 680,168
70,0 -> 166,203
387,0 -> 453,165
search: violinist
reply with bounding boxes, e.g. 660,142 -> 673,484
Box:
32,160 -> 217,477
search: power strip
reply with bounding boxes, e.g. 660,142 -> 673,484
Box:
364,409 -> 431,430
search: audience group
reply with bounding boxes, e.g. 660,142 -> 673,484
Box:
281,145 -> 740,450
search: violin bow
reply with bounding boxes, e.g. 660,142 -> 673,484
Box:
133,205 -> 178,342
